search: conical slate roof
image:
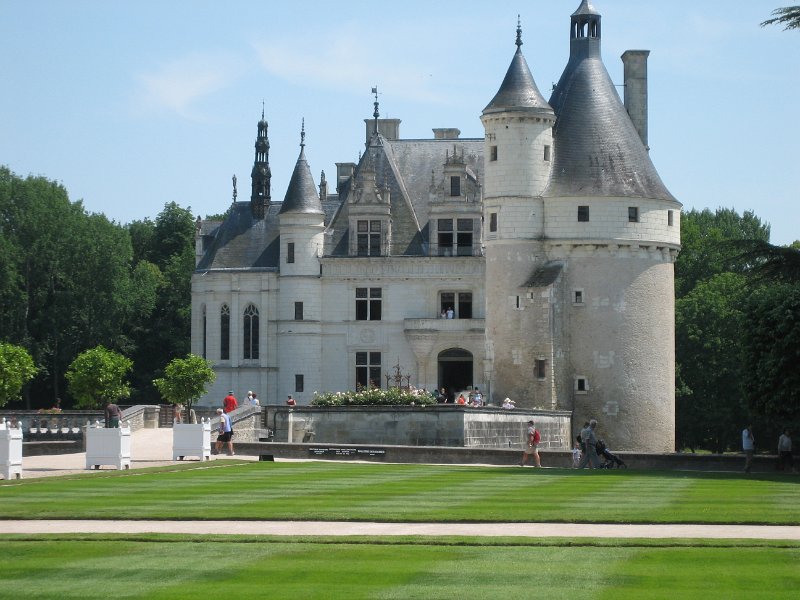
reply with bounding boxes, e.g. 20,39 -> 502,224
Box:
544,5 -> 675,201
278,147 -> 324,215
483,33 -> 552,115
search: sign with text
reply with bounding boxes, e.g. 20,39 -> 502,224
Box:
308,447 -> 386,457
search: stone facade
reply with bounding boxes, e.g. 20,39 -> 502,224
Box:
191,2 -> 680,452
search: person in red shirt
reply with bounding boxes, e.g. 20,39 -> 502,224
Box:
223,391 -> 238,413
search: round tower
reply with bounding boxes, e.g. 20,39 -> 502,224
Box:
481,20 -> 557,408
278,121 -> 325,403
544,0 -> 681,452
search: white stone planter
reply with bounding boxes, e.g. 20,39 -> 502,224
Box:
172,419 -> 211,461
85,420 -> 131,470
0,418 -> 23,480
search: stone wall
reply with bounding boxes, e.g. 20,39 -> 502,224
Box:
264,405 -> 571,450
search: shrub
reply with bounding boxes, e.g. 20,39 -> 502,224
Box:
311,387 -> 436,407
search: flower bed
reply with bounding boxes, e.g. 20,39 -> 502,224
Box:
311,387 -> 437,407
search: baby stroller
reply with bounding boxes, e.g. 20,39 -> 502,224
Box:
595,439 -> 627,469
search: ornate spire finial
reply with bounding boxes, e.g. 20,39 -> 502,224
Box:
372,86 -> 379,136
300,118 -> 305,150
516,15 -> 522,48
232,174 -> 237,202
261,100 -> 265,120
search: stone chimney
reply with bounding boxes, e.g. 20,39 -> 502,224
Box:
364,118 -> 401,143
621,50 -> 650,150
335,162 -> 356,193
433,128 -> 461,140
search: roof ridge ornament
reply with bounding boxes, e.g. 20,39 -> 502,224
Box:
300,118 -> 306,153
516,15 -> 522,48
372,86 -> 380,138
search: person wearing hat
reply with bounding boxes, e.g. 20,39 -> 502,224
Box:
502,397 -> 516,409
214,408 -> 234,456
519,420 -> 541,467
223,390 -> 238,413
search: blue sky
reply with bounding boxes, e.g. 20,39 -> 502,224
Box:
1,0 -> 798,244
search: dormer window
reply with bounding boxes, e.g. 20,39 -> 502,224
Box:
450,176 -> 461,197
357,220 -> 382,256
437,218 -> 474,256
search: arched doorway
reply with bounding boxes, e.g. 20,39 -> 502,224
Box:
438,348 -> 473,402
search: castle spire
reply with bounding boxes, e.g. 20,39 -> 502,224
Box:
250,107 -> 271,219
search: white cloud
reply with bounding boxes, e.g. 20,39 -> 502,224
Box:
133,52 -> 246,119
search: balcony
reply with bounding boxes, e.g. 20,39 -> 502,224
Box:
404,318 -> 485,333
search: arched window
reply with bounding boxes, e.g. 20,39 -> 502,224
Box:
220,304 -> 230,361
243,304 -> 259,360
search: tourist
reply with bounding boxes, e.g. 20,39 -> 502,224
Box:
223,390 -> 238,413
572,439 -> 582,468
519,420 -> 541,467
446,306 -> 454,319
440,309 -> 447,319
174,404 -> 184,424
286,395 -> 296,406
471,388 -> 483,407
502,398 -> 515,409
215,408 -> 234,456
250,392 -> 260,406
456,394 -> 466,405
777,429 -> 794,473
104,400 -> 122,428
742,424 -> 755,473
576,420 -> 601,469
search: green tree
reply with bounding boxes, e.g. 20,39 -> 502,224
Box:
675,208 -> 769,298
0,343 -> 37,408
65,346 -> 132,408
729,239 -> 800,284
676,273 -> 750,453
153,354 -> 216,416
761,6 -> 800,30
742,282 -> 800,423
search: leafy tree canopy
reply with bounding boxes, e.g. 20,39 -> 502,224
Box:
761,6 -> 800,30
153,354 -> 216,414
0,343 -> 37,408
66,346 -> 132,409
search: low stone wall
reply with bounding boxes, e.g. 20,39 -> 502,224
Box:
262,405 -> 572,450
237,442 -> 789,474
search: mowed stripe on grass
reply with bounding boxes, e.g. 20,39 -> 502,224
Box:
2,538 -> 799,599
1,462 -> 798,524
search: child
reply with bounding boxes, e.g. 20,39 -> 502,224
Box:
572,440 -> 582,468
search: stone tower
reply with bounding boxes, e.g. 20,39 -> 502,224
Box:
483,2 -> 681,451
481,20 -> 558,412
277,122 -> 325,402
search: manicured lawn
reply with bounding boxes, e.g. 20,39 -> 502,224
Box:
1,536 -> 798,599
2,461 -> 799,524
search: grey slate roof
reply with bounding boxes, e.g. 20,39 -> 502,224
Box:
278,148 -> 324,215
196,203 -> 281,271
573,0 -> 600,16
483,47 -> 553,115
545,11 -> 676,201
524,261 -> 563,288
326,135 -> 484,257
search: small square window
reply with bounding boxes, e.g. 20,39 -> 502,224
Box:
294,302 -> 303,321
574,290 -> 584,304
628,207 -> 639,223
490,146 -> 498,161
575,377 -> 588,394
543,145 -> 551,162
668,210 -> 674,226
489,212 -> 497,232
578,206 -> 589,222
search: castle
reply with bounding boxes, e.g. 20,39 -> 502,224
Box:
191,1 -> 681,452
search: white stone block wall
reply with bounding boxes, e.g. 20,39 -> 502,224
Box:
482,113 -> 554,198
544,196 -> 681,246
